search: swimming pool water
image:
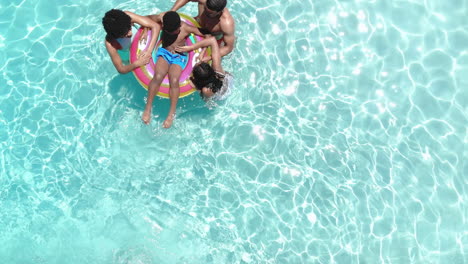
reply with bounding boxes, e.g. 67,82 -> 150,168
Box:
0,0 -> 467,263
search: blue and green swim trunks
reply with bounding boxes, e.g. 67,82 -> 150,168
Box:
155,47 -> 188,69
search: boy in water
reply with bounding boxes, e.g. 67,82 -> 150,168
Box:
142,11 -> 203,128
170,0 -> 235,61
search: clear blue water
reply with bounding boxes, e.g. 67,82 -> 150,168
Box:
1,0 -> 467,263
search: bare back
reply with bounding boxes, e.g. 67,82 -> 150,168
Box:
161,22 -> 195,53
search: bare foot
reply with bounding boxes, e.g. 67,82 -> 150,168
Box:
162,115 -> 175,128
142,110 -> 151,124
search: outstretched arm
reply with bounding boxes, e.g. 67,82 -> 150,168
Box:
126,11 -> 160,54
184,23 -> 205,37
105,41 -> 149,74
176,36 -> 223,73
171,0 -> 198,11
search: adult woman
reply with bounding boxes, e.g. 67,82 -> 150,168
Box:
175,36 -> 233,101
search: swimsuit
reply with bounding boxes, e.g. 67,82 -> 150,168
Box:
115,25 -> 138,51
116,37 -> 131,50
115,26 -> 138,61
155,47 -> 188,69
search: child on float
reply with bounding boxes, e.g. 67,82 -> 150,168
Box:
142,11 -> 204,128
102,9 -> 160,73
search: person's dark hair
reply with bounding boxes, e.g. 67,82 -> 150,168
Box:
191,63 -> 223,94
163,11 -> 181,32
102,9 -> 131,40
207,0 -> 227,12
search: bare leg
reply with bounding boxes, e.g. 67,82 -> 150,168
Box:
142,57 -> 169,124
163,64 -> 182,128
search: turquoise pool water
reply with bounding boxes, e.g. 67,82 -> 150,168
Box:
1,0 -> 467,263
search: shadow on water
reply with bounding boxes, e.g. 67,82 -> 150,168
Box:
108,73 -> 147,110
107,73 -> 212,123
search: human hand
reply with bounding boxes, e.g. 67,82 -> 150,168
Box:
175,46 -> 191,53
138,50 -> 150,59
198,48 -> 207,63
135,52 -> 151,67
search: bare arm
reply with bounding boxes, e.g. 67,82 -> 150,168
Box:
126,11 -> 160,53
219,19 -> 235,57
176,36 -> 223,73
184,23 -> 204,37
170,0 -> 198,11
220,33 -> 234,57
105,41 -> 148,74
207,37 -> 223,73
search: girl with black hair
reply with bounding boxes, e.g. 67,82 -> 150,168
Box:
176,36 -> 233,101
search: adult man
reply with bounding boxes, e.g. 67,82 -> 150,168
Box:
170,0 -> 235,60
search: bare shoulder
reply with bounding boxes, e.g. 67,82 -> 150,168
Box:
181,21 -> 193,31
181,22 -> 195,35
221,9 -> 234,25
149,13 -> 164,23
104,39 -> 119,54
104,39 -> 113,49
221,9 -> 235,33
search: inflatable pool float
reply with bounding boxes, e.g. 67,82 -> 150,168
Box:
129,13 -> 207,98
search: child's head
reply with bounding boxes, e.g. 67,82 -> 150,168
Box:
191,63 -> 223,98
102,9 -> 132,39
163,11 -> 181,34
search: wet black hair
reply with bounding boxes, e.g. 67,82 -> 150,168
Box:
163,11 -> 181,32
191,63 -> 223,94
102,9 -> 132,40
207,0 -> 227,12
